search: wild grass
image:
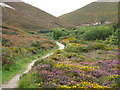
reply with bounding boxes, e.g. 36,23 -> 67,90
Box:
2,45 -> 58,83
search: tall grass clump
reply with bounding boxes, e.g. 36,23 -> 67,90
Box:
82,26 -> 112,41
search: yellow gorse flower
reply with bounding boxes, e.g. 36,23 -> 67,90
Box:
56,63 -> 94,71
38,82 -> 43,86
59,82 -> 110,88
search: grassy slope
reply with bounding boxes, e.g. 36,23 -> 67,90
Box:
1,2 -> 73,31
2,24 -> 58,83
59,2 -> 118,25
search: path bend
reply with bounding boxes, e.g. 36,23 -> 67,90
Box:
1,42 -> 65,88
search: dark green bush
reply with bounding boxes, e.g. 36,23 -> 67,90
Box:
72,27 -> 92,39
82,26 -> 112,41
103,28 -> 119,45
38,29 -> 52,34
74,27 -> 88,35
113,23 -> 120,30
52,28 -> 67,40
104,35 -> 118,45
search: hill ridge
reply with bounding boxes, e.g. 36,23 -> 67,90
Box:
59,2 -> 118,25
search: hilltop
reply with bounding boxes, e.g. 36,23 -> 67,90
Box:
59,2 -> 118,25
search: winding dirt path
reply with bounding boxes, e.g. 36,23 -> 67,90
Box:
1,42 -> 65,88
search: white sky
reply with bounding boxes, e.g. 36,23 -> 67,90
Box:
21,0 -> 97,17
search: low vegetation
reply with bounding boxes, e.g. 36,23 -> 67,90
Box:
19,24 -> 119,88
2,1 -> 119,89
2,24 -> 57,83
52,28 -> 68,40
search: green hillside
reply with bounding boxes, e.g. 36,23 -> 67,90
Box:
1,2 -> 73,30
59,2 -> 118,25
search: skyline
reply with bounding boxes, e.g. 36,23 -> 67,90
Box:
21,0 -> 97,17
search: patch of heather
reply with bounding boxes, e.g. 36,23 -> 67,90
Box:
19,39 -> 119,88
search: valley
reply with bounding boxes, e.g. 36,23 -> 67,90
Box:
1,0 -> 120,89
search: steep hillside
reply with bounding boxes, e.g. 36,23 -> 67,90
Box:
59,2 -> 118,25
1,2 -> 73,30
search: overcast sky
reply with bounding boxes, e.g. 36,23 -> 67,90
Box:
21,0 -> 97,17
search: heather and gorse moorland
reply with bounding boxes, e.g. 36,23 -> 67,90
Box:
2,24 -> 57,83
19,24 -> 120,88
1,1 -> 120,89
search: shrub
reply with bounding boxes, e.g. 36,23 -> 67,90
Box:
73,27 -> 88,39
104,35 -> 119,45
82,26 -> 112,41
103,28 -> 119,45
113,23 -> 120,30
52,28 -> 67,40
37,29 -> 52,34
65,42 -> 111,53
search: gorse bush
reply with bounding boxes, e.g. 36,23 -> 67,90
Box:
104,35 -> 119,45
65,42 -> 111,53
103,28 -> 119,45
82,26 -> 112,41
52,28 -> 67,40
